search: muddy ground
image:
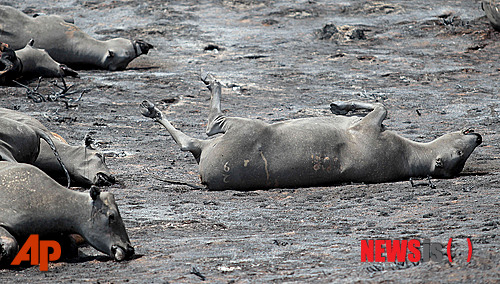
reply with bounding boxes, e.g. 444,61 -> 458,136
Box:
1,0 -> 499,283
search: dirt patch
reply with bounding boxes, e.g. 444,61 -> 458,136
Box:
1,0 -> 499,282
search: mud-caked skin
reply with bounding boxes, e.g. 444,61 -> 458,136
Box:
0,162 -> 134,264
483,0 -> 500,31
0,5 -> 153,70
141,75 -> 482,190
0,107 -> 115,187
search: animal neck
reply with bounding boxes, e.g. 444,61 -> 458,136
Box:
54,190 -> 92,236
404,139 -> 437,177
67,38 -> 109,68
14,49 -> 32,74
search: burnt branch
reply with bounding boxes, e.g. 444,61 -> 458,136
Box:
13,76 -> 88,107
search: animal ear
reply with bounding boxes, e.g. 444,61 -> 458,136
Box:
107,50 -> 115,58
90,186 -> 101,200
435,157 -> 443,168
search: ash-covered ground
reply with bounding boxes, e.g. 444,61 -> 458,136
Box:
0,0 -> 499,283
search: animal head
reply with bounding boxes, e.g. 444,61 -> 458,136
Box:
84,150 -> 116,186
17,40 -> 78,78
430,129 -> 482,177
0,42 -> 20,82
84,186 -> 134,261
67,136 -> 116,186
103,38 -> 153,71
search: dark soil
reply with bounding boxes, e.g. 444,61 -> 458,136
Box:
1,0 -> 499,283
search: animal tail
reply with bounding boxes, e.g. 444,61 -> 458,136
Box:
37,130 -> 71,187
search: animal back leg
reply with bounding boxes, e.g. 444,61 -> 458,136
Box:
141,101 -> 204,160
200,73 -> 227,136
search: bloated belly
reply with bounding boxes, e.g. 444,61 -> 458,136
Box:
198,140 -> 346,190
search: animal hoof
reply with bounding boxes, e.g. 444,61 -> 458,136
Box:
140,100 -> 161,119
200,72 -> 218,88
330,102 -> 349,115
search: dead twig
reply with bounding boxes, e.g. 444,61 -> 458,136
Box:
145,168 -> 205,190
409,176 -> 436,189
190,267 -> 206,281
13,77 -> 45,102
13,76 -> 87,107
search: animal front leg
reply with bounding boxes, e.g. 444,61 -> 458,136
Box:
0,226 -> 18,264
331,101 -> 387,129
200,73 -> 227,136
330,101 -> 381,114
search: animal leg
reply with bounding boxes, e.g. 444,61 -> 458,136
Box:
0,148 -> 17,162
0,226 -> 18,264
200,73 -> 227,136
331,101 -> 387,129
141,101 -> 204,161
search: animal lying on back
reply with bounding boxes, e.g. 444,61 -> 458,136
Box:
141,75 -> 482,190
0,162 -> 134,264
483,0 -> 500,31
0,5 -> 153,70
0,107 -> 115,186
0,40 -> 77,84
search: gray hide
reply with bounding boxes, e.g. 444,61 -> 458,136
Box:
0,162 -> 133,263
141,76 -> 482,190
483,0 -> 500,31
14,39 -> 78,78
0,5 -> 153,70
0,109 -> 71,187
0,107 -> 114,186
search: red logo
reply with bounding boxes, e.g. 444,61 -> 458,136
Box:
11,234 -> 61,271
361,238 -> 472,263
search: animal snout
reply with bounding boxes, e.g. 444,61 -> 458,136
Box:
135,40 -> 153,55
60,64 -> 79,77
462,128 -> 482,145
471,132 -> 482,145
111,244 -> 135,261
126,244 -> 135,258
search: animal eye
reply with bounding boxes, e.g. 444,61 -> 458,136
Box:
456,150 -> 463,156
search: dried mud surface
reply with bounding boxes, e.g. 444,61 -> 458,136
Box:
1,0 -> 499,283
